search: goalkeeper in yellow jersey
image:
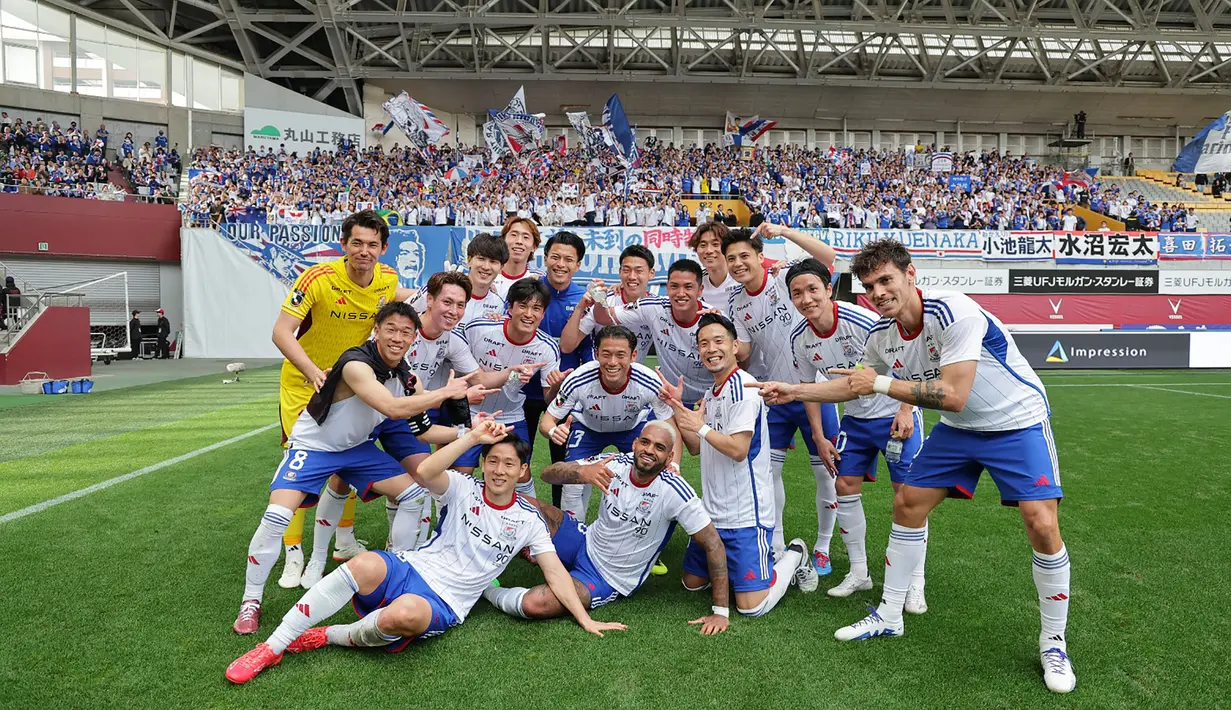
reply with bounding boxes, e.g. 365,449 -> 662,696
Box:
272,210 -> 416,588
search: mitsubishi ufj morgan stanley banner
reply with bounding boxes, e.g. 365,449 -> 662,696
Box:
1008,270 -> 1160,294
966,294 -> 1231,326
1015,333 -> 1191,369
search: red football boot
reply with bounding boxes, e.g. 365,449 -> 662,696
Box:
232,599 -> 261,635
225,643 -> 283,684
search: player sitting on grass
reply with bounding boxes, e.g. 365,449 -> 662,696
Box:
234,302 -> 487,635
746,239 -> 1076,694
484,420 -> 732,635
225,420 -> 627,685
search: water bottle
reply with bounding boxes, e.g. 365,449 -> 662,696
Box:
885,438 -> 903,464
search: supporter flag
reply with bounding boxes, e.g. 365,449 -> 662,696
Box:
724,112 -> 778,146
382,91 -> 451,148
444,165 -> 469,182
1060,169 -> 1092,188
1173,110 -> 1231,173
930,151 -> 954,173
602,94 -> 639,167
483,86 -> 545,161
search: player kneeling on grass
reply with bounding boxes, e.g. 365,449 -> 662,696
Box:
226,420 -> 628,684
659,313 -> 819,617
484,421 -> 732,635
234,301 -> 486,635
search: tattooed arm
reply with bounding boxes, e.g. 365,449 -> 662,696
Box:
829,360 -> 978,413
686,522 -> 731,635
539,456 -> 616,494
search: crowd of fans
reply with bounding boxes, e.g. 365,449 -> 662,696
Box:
184,139 -> 1142,230
0,112 -> 179,203
0,109 -> 1206,233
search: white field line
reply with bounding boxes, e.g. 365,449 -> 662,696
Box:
1126,384 -> 1231,400
1047,382 -> 1231,387
0,423 -> 278,525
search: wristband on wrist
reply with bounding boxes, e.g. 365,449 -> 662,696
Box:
697,424 -> 713,441
455,426 -> 469,440
548,425 -> 560,440
711,605 -> 730,618
873,375 -> 893,395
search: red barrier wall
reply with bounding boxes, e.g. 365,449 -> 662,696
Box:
0,193 -> 180,261
0,306 -> 92,384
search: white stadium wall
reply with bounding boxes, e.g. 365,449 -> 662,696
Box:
181,228 -> 286,359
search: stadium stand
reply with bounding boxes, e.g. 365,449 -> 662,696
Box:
184,142 -> 1129,229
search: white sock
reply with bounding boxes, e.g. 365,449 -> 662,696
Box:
325,608 -> 401,647
483,585 -> 530,618
910,520 -> 929,589
1033,545 -> 1071,645
389,486 -> 425,552
560,483 -> 588,519
335,489 -> 358,548
284,543 -> 303,563
739,543 -> 802,617
244,504 -> 292,602
836,494 -> 868,578
812,455 -> 837,556
770,449 -> 787,557
266,565 -> 359,654
415,499 -> 434,549
515,479 -> 537,499
876,523 -> 927,623
385,501 -> 398,531
311,488 -> 347,565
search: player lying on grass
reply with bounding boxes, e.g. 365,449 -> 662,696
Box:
483,420 -> 732,635
658,313 -> 819,617
746,239 -> 1076,694
225,420 -> 627,685
234,301 -> 494,635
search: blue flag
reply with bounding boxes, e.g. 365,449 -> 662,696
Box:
602,94 -> 639,167
1173,111 -> 1231,173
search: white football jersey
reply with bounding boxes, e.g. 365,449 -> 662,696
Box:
791,302 -> 901,420
579,453 -> 711,596
463,319 -> 561,424
699,368 -> 774,529
491,268 -> 544,301
863,289 -> 1049,431
290,377 -> 403,452
408,287 -> 505,329
406,471 -> 554,622
610,297 -> 713,404
578,291 -> 653,365
404,327 -> 481,390
547,361 -> 672,433
701,269 -> 741,308
729,268 -> 806,383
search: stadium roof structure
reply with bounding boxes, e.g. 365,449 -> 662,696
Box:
59,0 -> 1231,115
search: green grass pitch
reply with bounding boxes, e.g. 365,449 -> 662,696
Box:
1,366 -> 1229,709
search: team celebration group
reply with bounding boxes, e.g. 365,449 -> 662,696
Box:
223,209 -> 1077,694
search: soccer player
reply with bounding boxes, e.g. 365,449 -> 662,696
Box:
592,258 -> 714,405
560,244 -> 657,364
409,232 -> 508,327
483,421 -> 731,635
689,220 -> 741,306
724,223 -> 839,569
459,278 -> 562,484
491,217 -> 543,300
225,420 -> 627,684
520,232 -> 589,497
538,325 -> 678,519
235,302 -> 475,635
659,314 -> 818,617
271,209 -> 416,588
747,239 -> 1075,693
783,259 -> 927,604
